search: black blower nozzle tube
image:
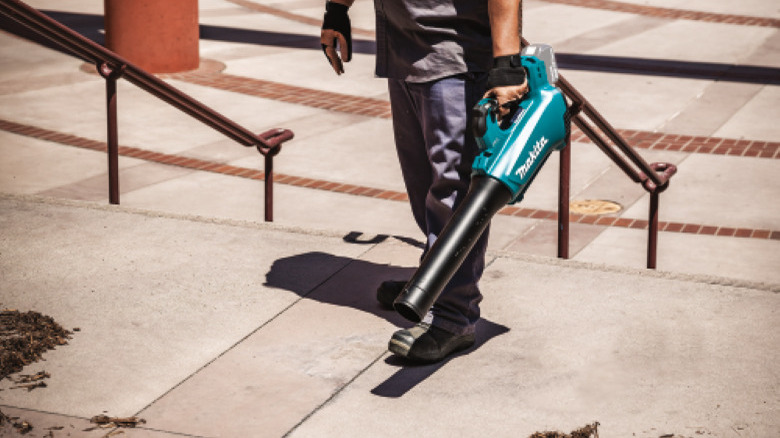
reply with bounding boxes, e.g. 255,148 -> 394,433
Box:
393,175 -> 513,322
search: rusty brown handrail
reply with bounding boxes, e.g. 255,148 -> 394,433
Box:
558,74 -> 677,269
521,38 -> 677,269
0,0 -> 293,221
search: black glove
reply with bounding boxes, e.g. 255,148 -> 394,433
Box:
486,54 -> 526,90
321,1 -> 352,63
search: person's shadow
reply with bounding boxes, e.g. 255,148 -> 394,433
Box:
263,232 -> 510,398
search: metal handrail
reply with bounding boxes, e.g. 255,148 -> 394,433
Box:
521,38 -> 678,269
0,0 -> 293,221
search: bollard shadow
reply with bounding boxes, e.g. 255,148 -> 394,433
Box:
263,232 -> 511,396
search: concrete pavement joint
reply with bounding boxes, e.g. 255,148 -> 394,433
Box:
0,405 -> 207,437
1,120 -> 777,242
133,239 -> 378,425
280,350 -> 389,438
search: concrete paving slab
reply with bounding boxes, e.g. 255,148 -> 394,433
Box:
285,256 -> 780,438
488,214 -> 542,253
199,5 -> 314,36
138,240 -> 416,437
574,225 -> 780,285
553,15 -> 669,54
257,105 -> 370,145
715,85 -> 780,141
0,131 -> 145,195
622,153 -> 780,230
592,20 -> 776,65
116,169 -> 423,239
0,79 -> 105,141
226,51 -> 387,99
198,35 -> 291,62
0,34 -> 90,84
0,194 -> 367,417
501,219 -> 608,259
258,116 -> 404,192
25,0 -> 104,15
179,137 -> 259,164
744,29 -> 780,68
522,4 -> 635,47
557,70 -> 712,132
660,81 -> 765,137
40,161 -> 196,203
615,0 -> 780,18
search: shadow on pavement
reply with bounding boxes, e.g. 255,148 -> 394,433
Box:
263,234 -> 511,396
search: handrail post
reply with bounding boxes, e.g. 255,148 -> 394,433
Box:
106,75 -> 119,204
648,190 -> 660,269
644,162 -> 677,269
558,136 -> 571,259
257,129 -> 292,222
264,154 -> 274,222
98,63 -> 125,205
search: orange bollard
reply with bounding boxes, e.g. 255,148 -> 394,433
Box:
104,0 -> 199,73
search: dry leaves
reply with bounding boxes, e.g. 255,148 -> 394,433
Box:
0,310 -> 72,381
530,422 -> 600,438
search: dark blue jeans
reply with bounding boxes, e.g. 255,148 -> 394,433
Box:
388,73 -> 489,335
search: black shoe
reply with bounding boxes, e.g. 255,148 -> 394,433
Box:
388,322 -> 476,363
376,280 -> 407,309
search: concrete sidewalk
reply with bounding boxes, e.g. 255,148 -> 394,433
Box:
1,0 -> 779,436
0,193 -> 777,438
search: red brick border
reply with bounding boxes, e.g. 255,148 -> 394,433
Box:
164,71 -> 393,119
166,71 -> 780,160
542,0 -> 780,28
1,117 -> 776,241
573,128 -> 780,159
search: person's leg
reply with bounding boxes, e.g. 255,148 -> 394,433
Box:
387,73 -> 490,362
387,78 -> 431,235
411,73 -> 489,336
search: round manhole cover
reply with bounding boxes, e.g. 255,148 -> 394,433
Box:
570,199 -> 622,215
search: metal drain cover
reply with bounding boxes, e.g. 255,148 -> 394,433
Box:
570,199 -> 622,215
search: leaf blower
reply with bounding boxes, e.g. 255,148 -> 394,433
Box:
392,44 -> 571,322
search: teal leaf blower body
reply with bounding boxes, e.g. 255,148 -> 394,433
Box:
393,44 -> 570,323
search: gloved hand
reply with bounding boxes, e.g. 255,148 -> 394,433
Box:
484,54 -> 528,119
321,1 -> 352,75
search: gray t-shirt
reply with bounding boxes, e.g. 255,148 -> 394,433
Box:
374,0 -> 493,83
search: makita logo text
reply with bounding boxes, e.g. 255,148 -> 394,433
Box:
516,137 -> 548,179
